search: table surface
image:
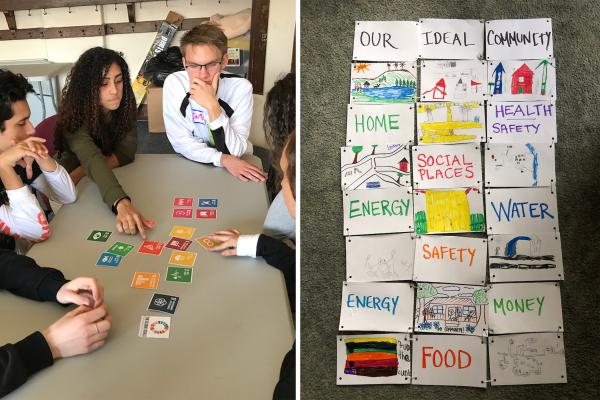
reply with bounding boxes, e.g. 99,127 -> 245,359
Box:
0,61 -> 72,81
0,154 -> 294,400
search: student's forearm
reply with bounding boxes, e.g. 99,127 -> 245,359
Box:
69,166 -> 86,185
0,165 -> 25,190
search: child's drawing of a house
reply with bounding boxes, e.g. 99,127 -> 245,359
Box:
425,296 -> 477,326
511,64 -> 534,95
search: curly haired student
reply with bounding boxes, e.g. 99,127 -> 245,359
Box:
54,47 -> 153,239
0,70 -> 76,252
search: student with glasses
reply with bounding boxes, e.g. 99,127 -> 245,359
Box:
163,23 -> 267,182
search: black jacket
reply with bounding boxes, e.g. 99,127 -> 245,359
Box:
0,250 -> 67,398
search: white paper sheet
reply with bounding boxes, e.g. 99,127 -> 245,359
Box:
413,235 -> 487,285
486,187 -> 559,234
414,283 -> 488,336
487,59 -> 556,101
413,187 -> 485,235
419,19 -> 484,60
346,233 -> 415,282
420,60 -> 487,102
347,104 -> 415,146
486,19 -> 553,60
486,101 -> 557,143
353,21 -> 419,62
350,61 -> 417,104
487,282 -> 564,334
489,332 -> 567,385
488,233 -> 564,282
336,333 -> 412,385
412,143 -> 482,189
417,102 -> 486,145
412,334 -> 488,387
341,143 -> 411,190
485,143 -> 556,187
343,188 -> 414,236
339,282 -> 415,332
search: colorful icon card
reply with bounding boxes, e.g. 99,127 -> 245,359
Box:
87,230 -> 112,242
414,283 -> 488,336
165,237 -> 192,251
96,252 -> 122,267
198,198 -> 218,207
131,272 -> 160,289
138,241 -> 165,255
173,197 -> 193,207
341,143 -> 411,190
196,209 -> 217,219
411,334 -> 487,387
107,241 -> 135,257
345,233 -> 414,282
172,208 -> 193,218
196,236 -> 222,250
138,316 -> 171,339
336,333 -> 412,385
166,266 -> 193,283
147,293 -> 179,314
339,281 -> 414,332
169,250 -> 197,267
169,225 -> 196,239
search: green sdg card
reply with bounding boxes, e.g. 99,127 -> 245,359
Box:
87,230 -> 112,242
166,266 -> 193,283
107,241 -> 135,257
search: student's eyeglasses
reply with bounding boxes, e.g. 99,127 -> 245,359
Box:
185,59 -> 222,72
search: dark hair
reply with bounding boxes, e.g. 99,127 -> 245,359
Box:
54,47 -> 136,156
264,72 -> 295,191
282,132 -> 295,199
0,69 -> 34,132
180,23 -> 228,57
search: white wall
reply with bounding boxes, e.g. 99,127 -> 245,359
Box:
0,0 -> 295,147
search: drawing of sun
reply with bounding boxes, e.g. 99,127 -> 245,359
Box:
353,63 -> 370,73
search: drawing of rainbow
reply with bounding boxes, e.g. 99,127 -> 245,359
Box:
344,337 -> 398,377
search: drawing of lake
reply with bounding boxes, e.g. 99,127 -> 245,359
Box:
351,62 -> 417,104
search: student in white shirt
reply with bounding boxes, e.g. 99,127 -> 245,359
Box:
0,69 -> 77,251
163,23 -> 267,182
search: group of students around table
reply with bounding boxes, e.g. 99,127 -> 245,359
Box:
0,23 -> 296,399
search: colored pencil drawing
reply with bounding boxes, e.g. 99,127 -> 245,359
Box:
350,62 -> 417,104
417,102 -> 485,144
420,60 -> 486,102
485,143 -> 555,187
415,283 -> 488,336
413,188 -> 485,234
495,335 -> 563,377
488,59 -> 556,101
341,143 -> 411,190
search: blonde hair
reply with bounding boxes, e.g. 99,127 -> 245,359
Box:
180,23 -> 228,56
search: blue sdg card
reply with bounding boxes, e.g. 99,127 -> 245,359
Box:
198,198 -> 218,207
96,252 -> 123,267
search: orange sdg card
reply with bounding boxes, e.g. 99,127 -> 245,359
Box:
169,225 -> 196,239
196,236 -> 222,250
168,250 -> 197,267
131,272 -> 160,289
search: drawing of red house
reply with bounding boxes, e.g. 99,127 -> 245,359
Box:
511,64 -> 533,94
398,157 -> 409,172
422,78 -> 447,100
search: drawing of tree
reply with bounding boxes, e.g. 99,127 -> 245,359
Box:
398,61 -> 406,70
394,62 -> 398,69
472,288 -> 488,325
371,144 -> 378,155
415,211 -> 427,234
417,283 -> 438,322
470,213 -> 485,231
387,63 -> 391,70
351,146 -> 363,164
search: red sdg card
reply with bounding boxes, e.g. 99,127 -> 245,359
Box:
172,208 -> 193,218
196,209 -> 217,219
138,240 -> 165,255
173,197 -> 193,207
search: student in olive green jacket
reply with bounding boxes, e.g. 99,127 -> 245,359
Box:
54,47 -> 153,239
